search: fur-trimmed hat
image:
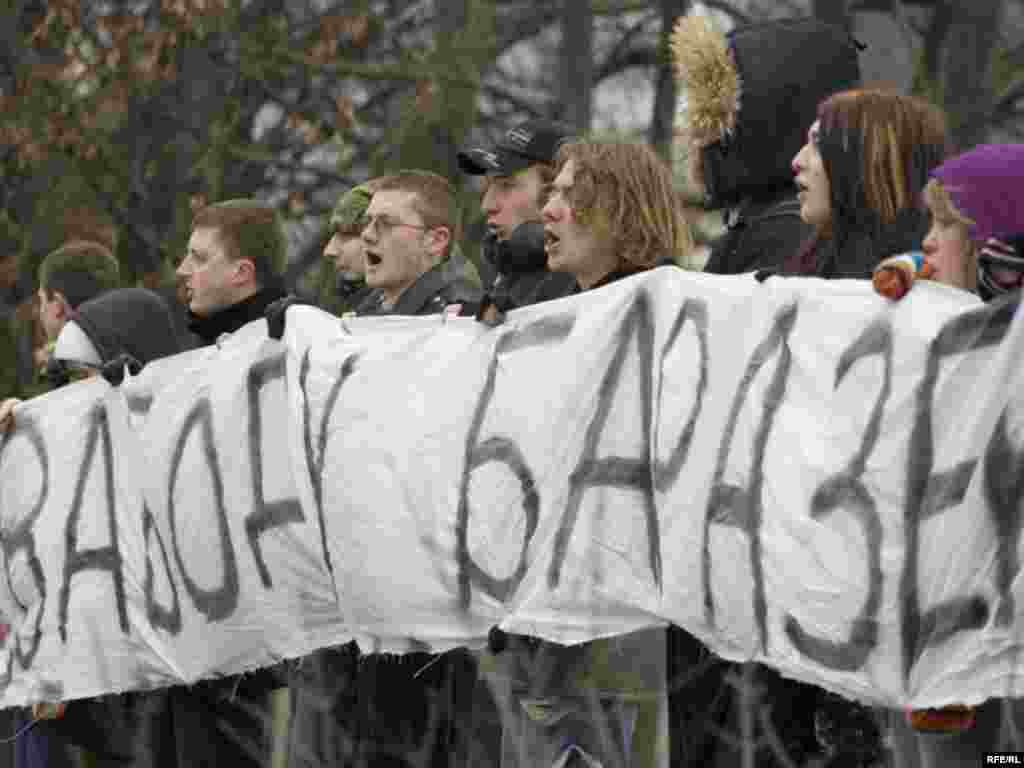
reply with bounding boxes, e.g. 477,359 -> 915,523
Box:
672,15 -> 861,207
671,14 -> 739,192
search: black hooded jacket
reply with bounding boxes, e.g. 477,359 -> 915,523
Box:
72,287 -> 182,366
694,18 -> 861,274
48,289 -> 183,764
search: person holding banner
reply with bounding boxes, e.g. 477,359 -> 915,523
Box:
0,238 -> 120,420
466,139 -> 691,768
148,198 -> 291,768
288,179 -> 379,768
295,170 -> 482,768
35,240 -> 121,380
177,199 -> 290,347
671,14 -> 862,277
542,141 -> 692,292
868,143 -> 1024,768
929,144 -> 1024,303
457,118 -> 577,311
319,179 -> 388,318
0,238 -> 121,768
357,170 -> 481,317
787,88 -> 949,279
0,286 -> 184,768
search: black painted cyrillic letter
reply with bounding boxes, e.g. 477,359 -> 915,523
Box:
457,314 -> 573,610
168,399 -> 239,622
58,404 -> 128,643
900,300 -> 1016,682
785,319 -> 890,671
244,353 -> 304,588
702,302 -> 798,653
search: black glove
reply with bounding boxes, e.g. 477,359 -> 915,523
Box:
265,295 -> 314,341
100,354 -> 143,386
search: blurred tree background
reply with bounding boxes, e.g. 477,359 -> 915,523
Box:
2,0 -> 1024,296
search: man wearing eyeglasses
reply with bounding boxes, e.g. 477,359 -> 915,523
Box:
358,170 -> 480,316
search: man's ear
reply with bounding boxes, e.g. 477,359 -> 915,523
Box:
54,291 -> 71,320
427,226 -> 451,263
233,258 -> 257,286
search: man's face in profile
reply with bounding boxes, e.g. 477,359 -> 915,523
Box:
480,165 -> 546,242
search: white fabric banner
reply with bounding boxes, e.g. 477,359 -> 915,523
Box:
0,267 -> 1022,710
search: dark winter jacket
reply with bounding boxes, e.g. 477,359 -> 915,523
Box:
186,278 -> 288,345
703,195 -> 814,275
685,16 -> 861,212
358,261 -> 482,317
130,279 -> 291,768
45,289 -> 184,766
290,258 -> 482,768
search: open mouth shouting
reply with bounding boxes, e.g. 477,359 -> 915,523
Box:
365,251 -> 383,268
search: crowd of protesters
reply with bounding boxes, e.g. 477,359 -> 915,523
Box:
0,11 -> 1023,768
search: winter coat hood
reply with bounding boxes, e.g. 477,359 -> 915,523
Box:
672,15 -> 861,208
73,287 -> 182,366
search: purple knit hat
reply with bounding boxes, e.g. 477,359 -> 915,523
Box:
930,143 -> 1024,242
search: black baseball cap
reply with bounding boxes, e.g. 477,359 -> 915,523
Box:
457,119 -> 574,176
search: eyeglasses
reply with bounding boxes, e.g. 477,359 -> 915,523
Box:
362,214 -> 431,236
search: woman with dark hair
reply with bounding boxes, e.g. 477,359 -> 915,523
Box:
788,88 -> 950,278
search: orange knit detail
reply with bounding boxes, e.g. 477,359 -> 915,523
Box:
906,705 -> 976,733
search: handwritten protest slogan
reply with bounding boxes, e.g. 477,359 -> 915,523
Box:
0,268 -> 1022,711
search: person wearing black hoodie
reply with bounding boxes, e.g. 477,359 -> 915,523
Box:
669,17 -> 877,767
671,15 -> 862,276
0,287 -> 184,768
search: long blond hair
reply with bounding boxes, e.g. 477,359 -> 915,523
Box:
555,141 -> 693,271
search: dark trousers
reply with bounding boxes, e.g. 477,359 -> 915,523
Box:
133,672 -> 279,768
288,645 -> 481,768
